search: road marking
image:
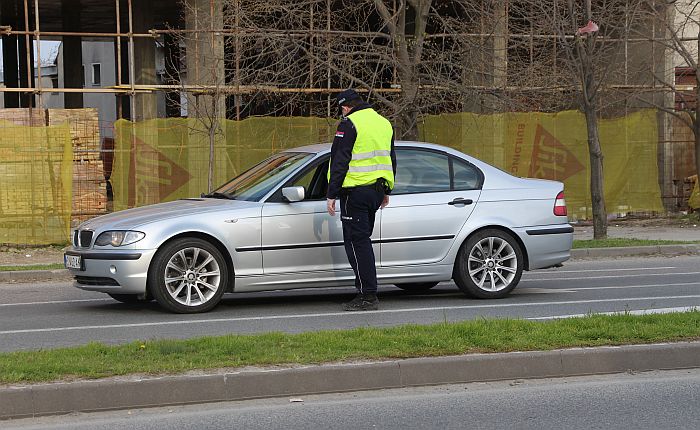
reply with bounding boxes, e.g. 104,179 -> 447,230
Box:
0,298 -> 111,307
568,281 -> 700,291
2,294 -> 700,335
535,266 -> 677,274
1,281 -> 698,307
513,288 -> 576,294
528,306 -> 699,320
522,271 -> 700,282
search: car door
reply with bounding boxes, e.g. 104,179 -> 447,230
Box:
380,148 -> 482,266
260,157 -> 352,274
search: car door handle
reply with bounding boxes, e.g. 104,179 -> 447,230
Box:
448,198 -> 473,206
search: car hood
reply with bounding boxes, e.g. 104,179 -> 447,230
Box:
79,198 -> 261,230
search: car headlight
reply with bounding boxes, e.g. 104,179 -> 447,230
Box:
94,231 -> 146,247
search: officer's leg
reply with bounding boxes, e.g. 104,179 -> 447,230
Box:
346,189 -> 378,296
340,194 -> 361,292
340,190 -> 379,311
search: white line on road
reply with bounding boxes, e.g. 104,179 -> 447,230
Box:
2,294 -> 700,335
534,266 -> 678,274
2,280 -> 699,308
568,281 -> 700,291
522,271 -> 700,282
0,298 -> 111,307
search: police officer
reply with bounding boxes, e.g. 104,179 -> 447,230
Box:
326,89 -> 396,311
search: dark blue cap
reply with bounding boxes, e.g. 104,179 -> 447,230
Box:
336,89 -> 362,106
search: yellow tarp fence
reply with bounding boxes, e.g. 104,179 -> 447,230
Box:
0,122 -> 73,245
113,117 -> 337,210
689,175 -> 700,210
112,110 -> 664,220
420,109 -> 664,219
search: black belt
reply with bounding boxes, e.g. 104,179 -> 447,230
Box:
341,179 -> 386,194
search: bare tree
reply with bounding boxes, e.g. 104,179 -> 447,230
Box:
509,0 -> 649,239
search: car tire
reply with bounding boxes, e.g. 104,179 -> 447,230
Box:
395,282 -> 439,292
148,237 -> 229,314
107,293 -> 151,304
454,229 -> 523,299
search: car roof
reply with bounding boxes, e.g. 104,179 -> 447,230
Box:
284,141 -> 460,155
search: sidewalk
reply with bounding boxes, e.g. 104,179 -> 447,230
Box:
573,224 -> 700,241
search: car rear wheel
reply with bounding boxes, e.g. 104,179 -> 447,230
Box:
394,282 -> 439,292
149,237 -> 229,313
454,229 -> 523,299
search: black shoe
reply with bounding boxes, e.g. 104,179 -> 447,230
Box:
342,294 -> 379,311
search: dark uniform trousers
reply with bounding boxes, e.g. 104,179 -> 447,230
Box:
339,181 -> 386,295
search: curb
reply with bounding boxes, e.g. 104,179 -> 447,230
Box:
0,269 -> 71,283
1,244 -> 698,284
571,244 -> 700,259
2,341 -> 699,420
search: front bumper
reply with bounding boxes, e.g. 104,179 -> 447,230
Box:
64,248 -> 158,294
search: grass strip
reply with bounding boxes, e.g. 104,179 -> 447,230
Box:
0,263 -> 65,272
1,311 -> 699,385
572,238 -> 699,249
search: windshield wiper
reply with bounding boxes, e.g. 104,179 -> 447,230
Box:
201,192 -> 235,200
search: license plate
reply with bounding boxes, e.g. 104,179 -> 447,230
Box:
64,254 -> 82,270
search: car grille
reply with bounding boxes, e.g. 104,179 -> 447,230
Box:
73,230 -> 79,246
75,276 -> 120,286
79,230 -> 94,248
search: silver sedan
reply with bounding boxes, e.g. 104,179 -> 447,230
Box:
64,142 -> 573,313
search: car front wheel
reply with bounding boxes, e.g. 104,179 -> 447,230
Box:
149,237 -> 229,313
454,229 -> 523,299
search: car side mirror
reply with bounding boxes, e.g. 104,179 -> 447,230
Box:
282,186 -> 305,202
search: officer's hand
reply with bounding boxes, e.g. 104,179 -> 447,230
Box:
380,195 -> 389,209
327,198 -> 336,216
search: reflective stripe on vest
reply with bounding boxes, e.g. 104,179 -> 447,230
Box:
338,108 -> 394,189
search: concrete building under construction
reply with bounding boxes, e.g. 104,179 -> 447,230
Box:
0,0 -> 697,245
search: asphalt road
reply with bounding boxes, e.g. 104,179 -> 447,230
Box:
5,369 -> 700,429
1,255 -> 699,352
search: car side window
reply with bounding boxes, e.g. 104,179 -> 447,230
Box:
268,157 -> 329,202
393,150 -> 451,194
452,158 -> 481,190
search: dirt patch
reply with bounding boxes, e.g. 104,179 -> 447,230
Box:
0,246 -> 64,266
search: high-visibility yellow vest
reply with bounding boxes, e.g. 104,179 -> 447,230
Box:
330,108 -> 394,190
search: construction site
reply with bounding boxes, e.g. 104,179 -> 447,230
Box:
0,0 -> 698,245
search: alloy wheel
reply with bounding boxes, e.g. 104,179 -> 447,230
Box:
164,247 -> 221,307
467,236 -> 518,292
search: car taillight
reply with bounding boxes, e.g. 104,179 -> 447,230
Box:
553,191 -> 567,216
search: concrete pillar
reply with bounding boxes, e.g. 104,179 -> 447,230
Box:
1,0 -> 20,108
184,0 -> 225,119
61,0 -> 83,108
116,0 -> 130,119
131,0 -> 157,121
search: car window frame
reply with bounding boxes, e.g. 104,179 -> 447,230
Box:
265,154 -> 331,203
391,147 -> 484,196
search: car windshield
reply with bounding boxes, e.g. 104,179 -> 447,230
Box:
212,152 -> 314,201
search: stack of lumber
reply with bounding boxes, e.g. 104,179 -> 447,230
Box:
47,109 -> 107,222
0,108 -> 47,126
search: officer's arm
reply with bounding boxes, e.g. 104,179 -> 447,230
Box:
326,119 -> 357,199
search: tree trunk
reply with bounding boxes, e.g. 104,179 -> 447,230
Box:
584,106 -> 607,238
208,123 -> 216,193
695,58 -> 700,187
